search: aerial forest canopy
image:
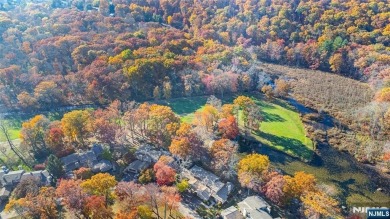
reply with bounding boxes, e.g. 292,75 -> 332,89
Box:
0,0 -> 389,110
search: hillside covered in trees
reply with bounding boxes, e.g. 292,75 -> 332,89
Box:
1,0 -> 390,110
1,0 -> 390,218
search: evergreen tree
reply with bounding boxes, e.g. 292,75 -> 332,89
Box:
46,154 -> 65,182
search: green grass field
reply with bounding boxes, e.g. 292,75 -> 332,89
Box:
249,98 -> 314,160
0,111 -> 68,142
165,95 -> 390,207
0,118 -> 22,142
166,94 -> 313,160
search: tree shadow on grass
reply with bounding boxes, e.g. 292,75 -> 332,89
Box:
261,111 -> 286,122
255,99 -> 276,110
271,98 -> 297,112
162,97 -> 208,115
254,130 -> 313,160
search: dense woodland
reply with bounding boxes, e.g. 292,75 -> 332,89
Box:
0,0 -> 390,218
1,0 -> 390,110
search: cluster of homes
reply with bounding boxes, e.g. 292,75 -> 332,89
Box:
124,145 -> 234,204
0,167 -> 51,203
0,144 -> 112,204
123,144 -> 277,218
60,144 -> 114,175
0,142 -> 277,219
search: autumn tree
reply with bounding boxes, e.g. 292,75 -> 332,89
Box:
262,172 -> 286,205
56,179 -> 88,218
169,137 -> 191,159
176,180 -> 189,193
220,104 -> 236,118
45,121 -> 70,157
218,116 -> 239,139
138,169 -> 155,184
301,190 -> 340,218
74,167 -> 93,180
159,186 -> 181,218
375,88 -> 390,102
83,195 -> 114,219
233,96 -> 259,127
115,181 -> 146,212
170,122 -> 205,162
193,104 -> 219,131
238,154 -> 270,191
146,104 -> 180,147
81,173 -> 117,204
6,187 -> 58,219
261,85 -> 274,99
34,81 -> 63,108
153,86 -> 161,100
154,164 -> 176,186
20,115 -> 50,159
211,139 -> 239,178
274,79 -> 290,97
11,177 -> 40,200
61,110 -> 93,146
233,96 -> 254,109
246,104 -> 262,130
163,80 -> 172,99
0,118 -> 29,166
283,171 -> 316,201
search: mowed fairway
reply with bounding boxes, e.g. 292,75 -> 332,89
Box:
165,94 -> 314,160
250,97 -> 314,160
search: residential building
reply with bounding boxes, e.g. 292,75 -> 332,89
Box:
221,206 -> 243,219
237,196 -> 273,219
60,144 -> 111,173
20,170 -> 51,186
182,165 -> 234,204
124,160 -> 150,174
0,168 -> 52,202
135,144 -> 169,163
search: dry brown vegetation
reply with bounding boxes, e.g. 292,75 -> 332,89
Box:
260,63 -> 374,121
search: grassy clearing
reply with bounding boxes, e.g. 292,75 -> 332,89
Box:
0,117 -> 23,142
0,111 -> 71,142
249,97 -> 314,160
168,94 -> 313,160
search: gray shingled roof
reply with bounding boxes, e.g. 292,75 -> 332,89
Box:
92,144 -> 104,157
0,186 -> 12,199
2,170 -> 24,186
78,151 -> 97,167
221,206 -> 243,219
60,153 -> 79,166
124,160 -> 150,173
183,166 -> 233,204
214,182 -> 234,203
20,170 -> 51,185
189,165 -> 219,186
237,196 -> 272,219
92,160 -> 112,173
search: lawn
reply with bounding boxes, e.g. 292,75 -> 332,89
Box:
0,111 -> 71,142
249,97 -> 314,160
166,94 -> 314,160
0,117 -> 22,142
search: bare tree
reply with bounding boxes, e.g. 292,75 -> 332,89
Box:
0,118 -> 30,167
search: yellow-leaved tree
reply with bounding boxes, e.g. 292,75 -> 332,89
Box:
237,154 -> 270,191
81,173 -> 117,204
